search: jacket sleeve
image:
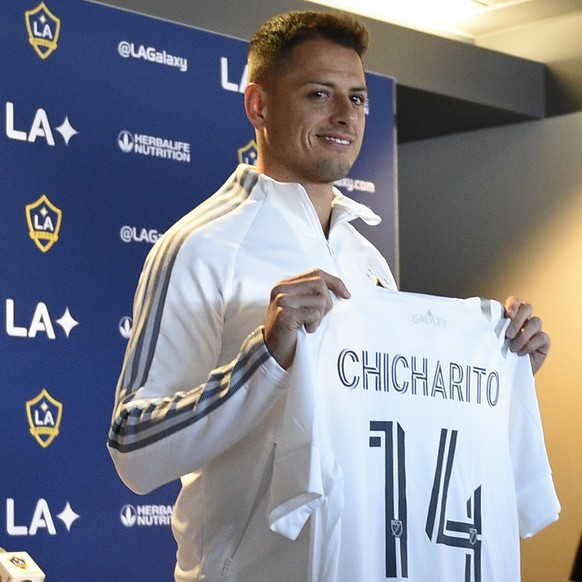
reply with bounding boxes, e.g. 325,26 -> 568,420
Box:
106,232 -> 288,495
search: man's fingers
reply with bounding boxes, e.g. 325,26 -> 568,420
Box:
270,286 -> 331,331
264,269 -> 349,369
505,297 -> 532,339
509,315 -> 542,354
272,269 -> 350,301
504,296 -> 550,375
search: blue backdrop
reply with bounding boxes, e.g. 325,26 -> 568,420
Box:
1,1 -> 397,578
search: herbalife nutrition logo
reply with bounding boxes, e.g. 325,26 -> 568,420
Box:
120,504 -> 173,527
118,130 -> 190,163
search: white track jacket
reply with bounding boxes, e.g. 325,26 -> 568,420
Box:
107,164 -> 396,581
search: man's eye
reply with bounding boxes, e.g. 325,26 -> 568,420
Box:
311,90 -> 329,99
351,95 -> 367,106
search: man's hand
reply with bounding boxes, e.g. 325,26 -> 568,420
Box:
504,296 -> 550,375
264,269 -> 350,370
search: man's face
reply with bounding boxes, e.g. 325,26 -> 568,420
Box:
258,38 -> 367,188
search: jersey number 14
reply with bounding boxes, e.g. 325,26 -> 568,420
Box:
369,422 -> 482,581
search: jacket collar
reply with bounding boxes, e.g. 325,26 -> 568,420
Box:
237,164 -> 382,227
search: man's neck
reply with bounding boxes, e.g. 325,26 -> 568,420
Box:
303,183 -> 334,237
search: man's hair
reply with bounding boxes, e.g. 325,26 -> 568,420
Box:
248,10 -> 369,85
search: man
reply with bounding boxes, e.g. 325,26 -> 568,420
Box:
108,11 -> 550,581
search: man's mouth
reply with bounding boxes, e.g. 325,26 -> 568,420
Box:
318,134 -> 352,146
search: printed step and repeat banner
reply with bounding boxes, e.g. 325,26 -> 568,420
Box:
1,1 -> 397,578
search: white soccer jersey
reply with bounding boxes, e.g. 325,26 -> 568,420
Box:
268,286 -> 560,582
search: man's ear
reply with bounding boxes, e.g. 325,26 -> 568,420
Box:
244,83 -> 268,130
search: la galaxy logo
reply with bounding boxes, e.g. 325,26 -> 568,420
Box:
26,388 -> 63,448
238,140 -> 257,166
25,194 -> 62,252
25,2 -> 61,60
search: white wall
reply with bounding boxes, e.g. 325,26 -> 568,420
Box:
399,112 -> 582,581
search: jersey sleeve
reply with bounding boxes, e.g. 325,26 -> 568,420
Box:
267,326 -> 344,582
107,231 -> 288,495
508,354 -> 561,537
267,327 -> 343,541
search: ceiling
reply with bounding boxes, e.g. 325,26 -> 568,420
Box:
308,0 -> 582,62
444,0 -> 582,39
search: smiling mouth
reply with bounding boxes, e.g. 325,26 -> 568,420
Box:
319,135 -> 352,146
